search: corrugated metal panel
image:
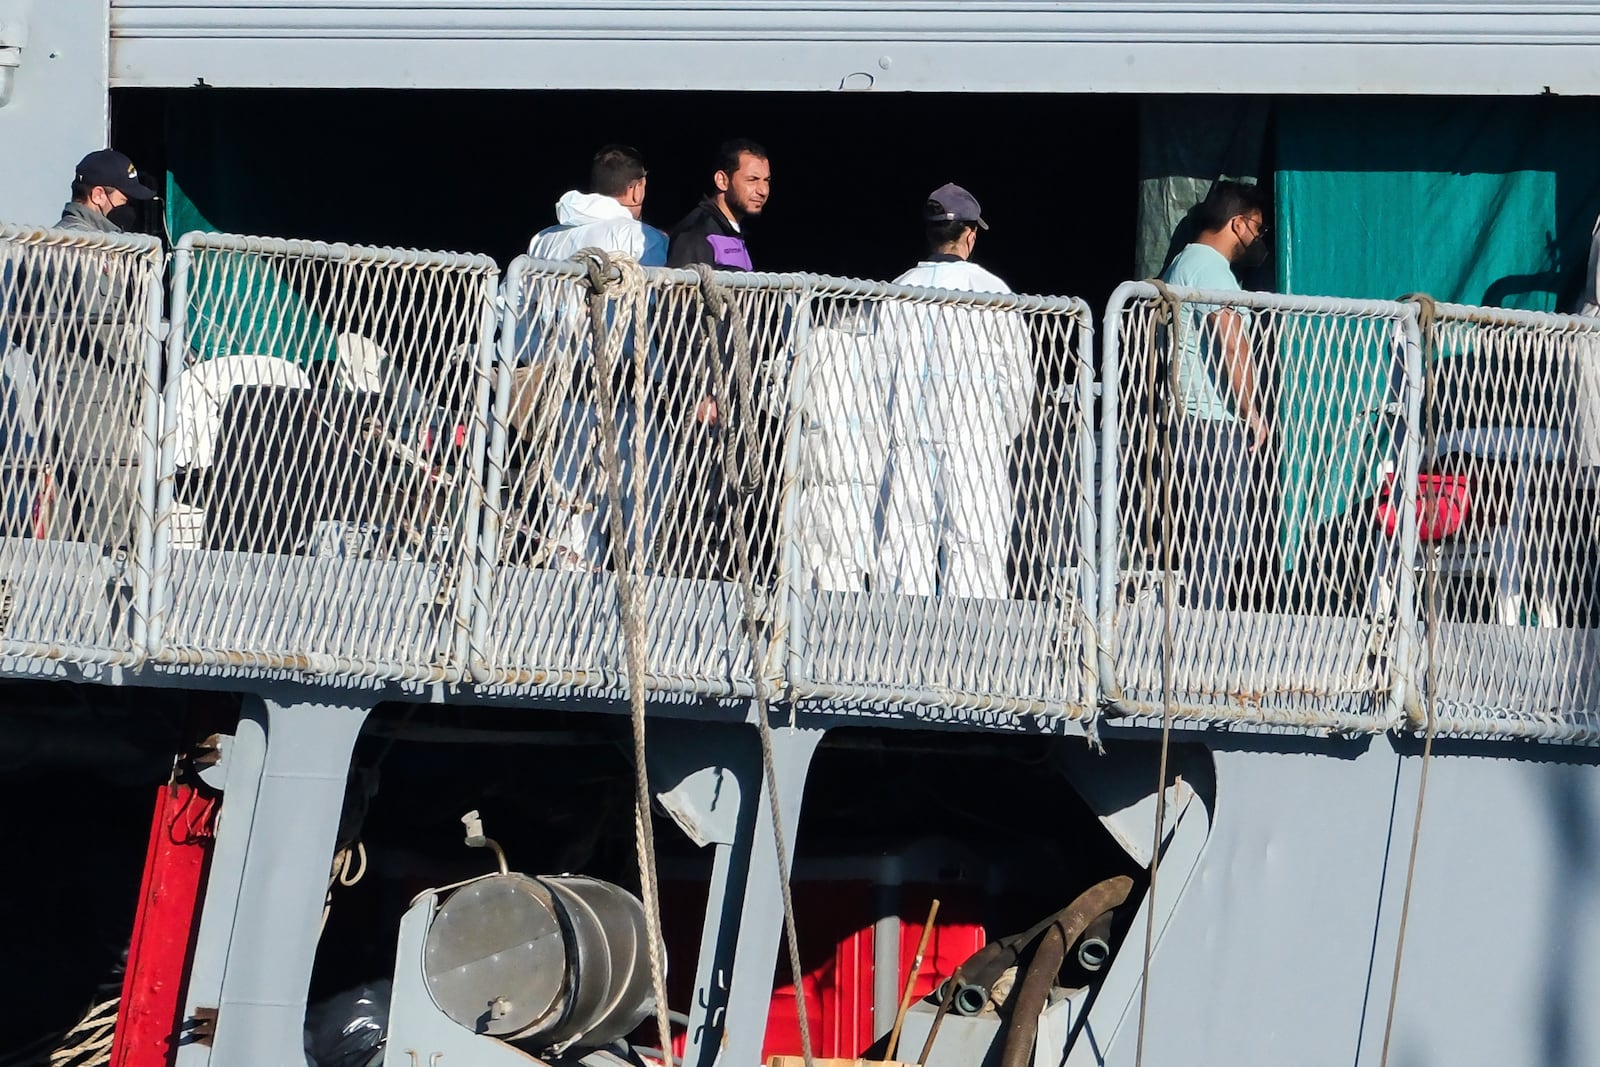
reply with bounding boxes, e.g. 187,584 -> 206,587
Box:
110,2 -> 1600,93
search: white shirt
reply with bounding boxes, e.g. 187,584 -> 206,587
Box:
892,257 -> 1013,295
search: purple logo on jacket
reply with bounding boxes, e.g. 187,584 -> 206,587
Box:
707,234 -> 753,271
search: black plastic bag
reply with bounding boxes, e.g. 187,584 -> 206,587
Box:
304,980 -> 392,1067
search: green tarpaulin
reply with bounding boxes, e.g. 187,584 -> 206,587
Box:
1273,96 -> 1600,566
164,95 -> 336,365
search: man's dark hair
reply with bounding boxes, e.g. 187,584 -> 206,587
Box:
70,179 -> 94,202
715,138 -> 768,177
925,219 -> 975,252
590,144 -> 647,198
1194,180 -> 1268,233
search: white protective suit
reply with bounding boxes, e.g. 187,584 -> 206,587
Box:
520,192 -> 669,571
793,312 -> 893,591
877,258 -> 1033,598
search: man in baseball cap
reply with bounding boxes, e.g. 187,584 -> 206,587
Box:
57,149 -> 156,235
864,182 -> 1033,599
898,182 -> 1005,292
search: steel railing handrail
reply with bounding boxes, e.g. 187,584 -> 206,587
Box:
0,224 -> 1595,743
178,231 -> 499,273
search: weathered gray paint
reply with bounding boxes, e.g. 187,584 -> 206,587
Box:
720,722 -> 822,1067
108,1 -> 1600,94
1065,735 -> 1600,1066
0,0 -> 109,226
207,694 -> 370,1067
90,685 -> 1600,1065
649,720 -> 760,1067
177,711 -> 266,1067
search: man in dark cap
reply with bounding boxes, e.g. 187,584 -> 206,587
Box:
33,149 -> 158,545
873,183 -> 1033,598
57,149 -> 156,235
893,182 -> 1010,294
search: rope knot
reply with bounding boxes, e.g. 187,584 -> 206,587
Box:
1148,277 -> 1184,331
692,262 -> 728,321
578,247 -> 616,299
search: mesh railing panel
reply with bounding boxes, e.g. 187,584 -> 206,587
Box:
788,280 -> 1096,716
0,224 -> 164,664
476,259 -> 800,694
151,234 -> 498,680
1418,305 -> 1600,740
1102,283 -> 1422,731
477,259 -> 1097,717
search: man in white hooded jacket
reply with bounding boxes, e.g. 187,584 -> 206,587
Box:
527,145 -> 669,265
518,146 -> 669,572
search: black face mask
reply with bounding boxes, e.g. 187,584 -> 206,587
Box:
106,202 -> 142,232
1238,234 -> 1270,270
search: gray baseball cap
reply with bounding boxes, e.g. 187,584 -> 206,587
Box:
924,183 -> 989,230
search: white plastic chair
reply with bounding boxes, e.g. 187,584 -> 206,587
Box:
166,355 -> 312,548
335,333 -> 389,394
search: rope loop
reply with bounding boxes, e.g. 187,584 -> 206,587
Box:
1378,292 -> 1444,1067
578,246 -> 675,1067
691,264 -> 764,499
691,261 -> 816,1067
1132,277 -> 1184,1067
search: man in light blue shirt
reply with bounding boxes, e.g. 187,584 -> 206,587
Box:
1158,180 -> 1270,608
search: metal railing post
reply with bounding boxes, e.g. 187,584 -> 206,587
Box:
1098,282 -> 1144,707
129,245 -> 166,661
1386,306 -> 1427,729
452,270 -> 501,678
1072,305 -> 1100,714
471,260 -> 526,684
772,282 -> 814,698
146,234 -> 193,660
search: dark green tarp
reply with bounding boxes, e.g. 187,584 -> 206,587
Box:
164,95 -> 336,364
1273,96 -> 1600,566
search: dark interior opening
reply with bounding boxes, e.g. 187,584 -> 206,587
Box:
311,709 -> 1145,1062
111,89 -> 1140,310
0,683 -> 231,1061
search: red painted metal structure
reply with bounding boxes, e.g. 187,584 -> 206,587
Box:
110,783 -> 218,1067
765,883 -> 985,1060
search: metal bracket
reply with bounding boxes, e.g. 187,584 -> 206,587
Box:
194,732 -> 232,792
0,0 -> 29,108
184,1005 -> 219,1048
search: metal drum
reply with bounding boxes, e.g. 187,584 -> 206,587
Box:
540,875 -> 655,1046
422,872 -> 656,1049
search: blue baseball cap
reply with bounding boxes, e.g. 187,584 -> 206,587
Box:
924,183 -> 989,230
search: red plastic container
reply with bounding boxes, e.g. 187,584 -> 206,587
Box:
1376,472 -> 1470,541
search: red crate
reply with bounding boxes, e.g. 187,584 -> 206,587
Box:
1376,471 -> 1470,541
